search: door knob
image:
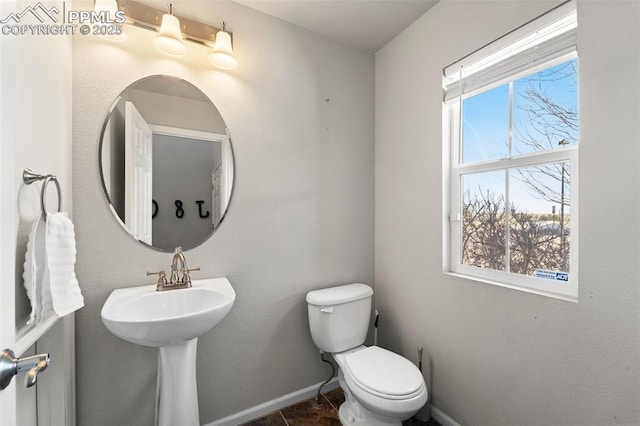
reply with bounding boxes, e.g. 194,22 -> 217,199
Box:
0,348 -> 50,390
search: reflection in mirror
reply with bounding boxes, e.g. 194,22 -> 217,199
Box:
100,75 -> 234,251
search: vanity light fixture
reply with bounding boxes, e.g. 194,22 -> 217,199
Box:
210,22 -> 238,70
106,0 -> 238,69
153,3 -> 186,56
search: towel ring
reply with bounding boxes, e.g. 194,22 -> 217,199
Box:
23,169 -> 62,219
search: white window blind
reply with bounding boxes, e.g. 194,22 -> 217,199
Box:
443,1 -> 577,103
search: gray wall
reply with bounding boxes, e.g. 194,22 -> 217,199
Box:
375,1 -> 640,424
152,135 -> 220,251
72,1 -> 374,424
13,20 -> 74,331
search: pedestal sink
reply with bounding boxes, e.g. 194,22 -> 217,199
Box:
101,277 -> 235,426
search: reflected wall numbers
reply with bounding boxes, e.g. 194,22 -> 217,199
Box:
99,75 -> 235,251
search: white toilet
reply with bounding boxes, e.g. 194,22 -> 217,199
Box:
306,283 -> 427,426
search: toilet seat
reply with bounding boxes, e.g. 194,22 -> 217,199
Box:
343,346 -> 424,400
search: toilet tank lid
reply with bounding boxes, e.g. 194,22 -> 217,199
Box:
306,283 -> 373,306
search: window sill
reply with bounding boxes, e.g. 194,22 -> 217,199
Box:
443,271 -> 578,303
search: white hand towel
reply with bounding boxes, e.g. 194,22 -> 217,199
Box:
45,212 -> 84,317
23,216 -> 44,325
23,217 -> 56,324
22,212 -> 84,324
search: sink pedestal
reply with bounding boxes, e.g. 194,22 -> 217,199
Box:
156,338 -> 199,426
101,278 -> 236,426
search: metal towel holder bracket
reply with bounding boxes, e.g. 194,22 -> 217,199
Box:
23,169 -> 62,219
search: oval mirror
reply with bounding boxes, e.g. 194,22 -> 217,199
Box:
99,75 -> 234,252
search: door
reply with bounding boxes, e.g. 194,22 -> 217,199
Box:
125,101 -> 153,245
0,0 -> 19,421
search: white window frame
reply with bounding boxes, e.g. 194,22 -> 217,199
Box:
443,2 -> 579,302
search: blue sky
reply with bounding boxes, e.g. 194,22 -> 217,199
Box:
461,59 -> 578,214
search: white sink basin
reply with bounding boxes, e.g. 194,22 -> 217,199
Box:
101,277 -> 235,347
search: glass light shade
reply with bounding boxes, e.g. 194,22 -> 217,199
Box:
94,0 -> 118,17
154,13 -> 186,56
93,0 -> 126,41
210,30 -> 237,70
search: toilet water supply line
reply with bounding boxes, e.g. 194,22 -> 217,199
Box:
316,351 -> 336,406
374,309 -> 379,345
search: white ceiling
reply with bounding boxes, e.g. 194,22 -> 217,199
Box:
233,0 -> 440,52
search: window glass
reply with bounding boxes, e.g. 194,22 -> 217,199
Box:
462,84 -> 509,163
462,170 -> 506,271
509,162 -> 571,277
513,59 -> 578,155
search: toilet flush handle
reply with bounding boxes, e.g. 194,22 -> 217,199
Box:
320,306 -> 334,313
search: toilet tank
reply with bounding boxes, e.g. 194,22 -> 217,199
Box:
306,283 -> 373,353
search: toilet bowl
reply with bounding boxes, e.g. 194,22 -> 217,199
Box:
306,283 -> 428,426
334,346 -> 427,425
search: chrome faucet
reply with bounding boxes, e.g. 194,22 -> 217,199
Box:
170,247 -> 187,284
147,247 -> 200,291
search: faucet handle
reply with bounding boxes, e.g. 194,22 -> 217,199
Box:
147,270 -> 168,286
180,267 -> 200,285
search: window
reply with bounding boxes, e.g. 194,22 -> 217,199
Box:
443,2 -> 578,301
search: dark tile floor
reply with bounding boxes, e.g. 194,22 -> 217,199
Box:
240,387 -> 441,426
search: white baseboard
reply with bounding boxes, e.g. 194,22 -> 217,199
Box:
205,378 -> 340,426
205,379 -> 461,426
432,405 -> 461,426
